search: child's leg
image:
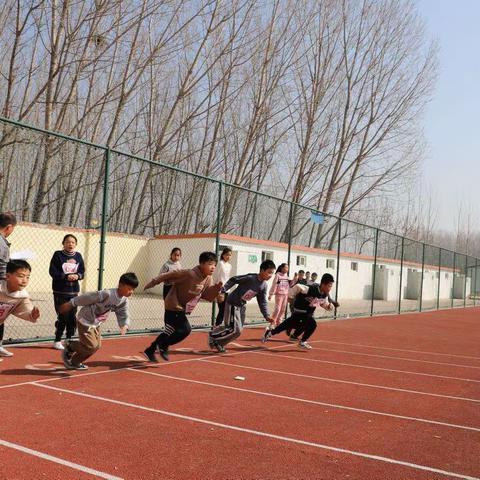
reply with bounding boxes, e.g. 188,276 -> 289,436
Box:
151,311 -> 191,351
65,295 -> 78,340
278,295 -> 288,325
67,323 -> 101,366
214,293 -> 227,326
299,316 -> 317,342
53,294 -> 68,342
270,313 -> 301,336
210,305 -> 244,348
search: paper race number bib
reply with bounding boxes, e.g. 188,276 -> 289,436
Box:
0,303 -> 15,322
307,297 -> 328,308
241,289 -> 257,301
185,295 -> 201,314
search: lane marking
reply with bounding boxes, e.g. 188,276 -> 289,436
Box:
0,439 -> 123,480
294,346 -> 480,370
256,352 -> 480,383
202,360 -> 480,403
129,368 -> 480,432
32,383 -> 480,480
311,340 -> 480,361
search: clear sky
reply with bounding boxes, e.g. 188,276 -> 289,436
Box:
417,0 -> 480,231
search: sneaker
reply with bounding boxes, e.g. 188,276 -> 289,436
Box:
285,329 -> 292,337
0,346 -> 13,357
143,347 -> 159,363
53,341 -> 65,350
158,348 -> 169,362
298,341 -> 312,350
261,329 -> 272,343
288,334 -> 299,343
212,341 -> 226,353
71,363 -> 88,370
61,349 -> 74,369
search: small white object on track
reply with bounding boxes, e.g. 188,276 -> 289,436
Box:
234,376 -> 245,381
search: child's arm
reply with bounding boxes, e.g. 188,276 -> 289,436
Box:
58,291 -> 107,314
221,274 -> 250,294
49,252 -> 65,280
201,279 -> 223,302
256,286 -> 273,323
12,298 -> 40,322
268,274 -> 278,300
144,270 -> 190,290
114,301 -> 130,335
328,294 -> 339,308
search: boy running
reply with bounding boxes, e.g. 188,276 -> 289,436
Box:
209,260 -> 276,352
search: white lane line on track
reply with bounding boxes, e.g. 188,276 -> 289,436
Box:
0,439 -> 123,480
31,383 -> 480,480
310,340 -> 480,361
201,360 -> 480,403
256,351 -> 480,382
128,368 -> 480,432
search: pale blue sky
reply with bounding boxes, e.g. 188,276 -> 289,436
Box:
417,0 -> 480,230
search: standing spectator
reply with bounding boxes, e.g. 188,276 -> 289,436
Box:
268,263 -> 294,328
213,247 -> 232,326
49,234 -> 85,350
159,248 -> 182,299
0,212 -> 17,357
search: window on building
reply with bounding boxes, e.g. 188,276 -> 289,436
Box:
262,251 -> 274,262
326,259 -> 335,269
296,255 -> 306,266
351,262 -> 358,271
445,272 -> 449,279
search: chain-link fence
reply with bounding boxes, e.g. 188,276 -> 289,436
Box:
1,116 -> 479,344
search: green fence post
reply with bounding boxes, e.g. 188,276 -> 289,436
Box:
463,255 -> 468,307
419,243 -> 425,312
97,147 -> 110,290
451,251 -> 456,308
370,228 -> 379,316
474,258 -> 478,307
334,217 -> 341,319
437,248 -> 442,310
398,236 -> 404,314
212,181 -> 223,327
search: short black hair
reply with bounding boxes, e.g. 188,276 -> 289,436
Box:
7,259 -> 31,273
320,273 -> 334,284
0,212 -> 17,228
63,234 -> 78,244
260,260 -> 276,271
170,247 -> 181,255
298,270 -> 305,274
199,251 -> 217,263
220,247 -> 232,261
119,272 -> 139,288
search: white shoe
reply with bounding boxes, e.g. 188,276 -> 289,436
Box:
0,346 -> 13,357
53,341 -> 65,350
298,341 -> 312,350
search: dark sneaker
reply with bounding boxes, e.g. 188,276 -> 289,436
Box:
62,349 -> 74,369
72,363 -> 89,370
158,348 -> 170,361
143,347 -> 158,363
261,329 -> 272,343
212,341 -> 226,353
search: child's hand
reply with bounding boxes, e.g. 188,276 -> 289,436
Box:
144,278 -> 158,291
217,293 -> 225,303
67,274 -> 78,282
31,307 -> 40,321
58,302 -> 72,314
119,325 -> 128,335
213,282 -> 223,293
266,315 -> 274,323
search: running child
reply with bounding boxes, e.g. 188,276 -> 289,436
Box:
262,273 -> 336,349
0,260 -> 40,362
59,272 -> 139,370
143,251 -> 222,362
208,260 -> 276,352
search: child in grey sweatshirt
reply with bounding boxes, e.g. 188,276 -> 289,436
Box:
208,260 -> 275,352
59,272 -> 139,370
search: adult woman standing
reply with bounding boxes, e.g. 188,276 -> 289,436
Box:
49,234 -> 85,350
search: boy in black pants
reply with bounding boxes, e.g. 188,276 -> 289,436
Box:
262,273 -> 335,349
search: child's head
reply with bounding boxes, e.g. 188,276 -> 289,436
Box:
276,263 -> 288,274
62,234 -> 78,252
220,247 -> 232,262
6,260 -> 31,292
311,272 -> 318,282
320,273 -> 334,294
306,271 -> 311,279
199,251 -> 218,276
118,272 -> 139,297
170,247 -> 182,262
298,270 -> 305,279
0,212 -> 17,237
259,260 -> 276,281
